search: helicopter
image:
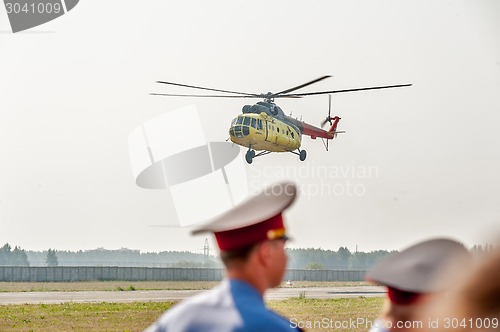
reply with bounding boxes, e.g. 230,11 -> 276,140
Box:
151,76 -> 411,164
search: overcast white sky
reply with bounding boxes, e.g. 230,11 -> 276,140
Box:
1,1 -> 499,253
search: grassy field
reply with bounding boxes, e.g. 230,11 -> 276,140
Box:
272,297 -> 384,331
0,297 -> 384,331
0,281 -> 369,292
0,302 -> 173,331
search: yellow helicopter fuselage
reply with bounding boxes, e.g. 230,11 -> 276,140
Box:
229,113 -> 301,152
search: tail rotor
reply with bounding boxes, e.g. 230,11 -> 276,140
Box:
321,94 -> 334,129
320,94 -> 344,151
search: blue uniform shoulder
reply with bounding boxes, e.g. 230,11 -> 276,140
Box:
229,279 -> 299,331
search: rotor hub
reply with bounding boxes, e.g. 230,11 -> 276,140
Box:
262,92 -> 274,103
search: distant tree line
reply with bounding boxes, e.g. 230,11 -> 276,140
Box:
0,243 -> 29,266
2,242 -> 497,269
0,243 -> 393,269
286,247 -> 395,269
470,244 -> 499,257
25,247 -> 221,268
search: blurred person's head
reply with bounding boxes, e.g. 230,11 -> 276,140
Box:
193,181 -> 296,294
419,247 -> 500,331
366,238 -> 471,331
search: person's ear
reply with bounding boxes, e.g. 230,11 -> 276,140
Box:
256,241 -> 273,267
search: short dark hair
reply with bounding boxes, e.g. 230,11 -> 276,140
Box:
220,244 -> 257,268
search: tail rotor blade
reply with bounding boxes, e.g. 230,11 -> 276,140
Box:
321,94 -> 333,128
328,94 -> 332,117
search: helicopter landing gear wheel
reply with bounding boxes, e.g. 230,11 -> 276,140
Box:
245,149 -> 255,164
299,149 -> 307,161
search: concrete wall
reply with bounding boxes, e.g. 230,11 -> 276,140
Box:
0,266 -> 366,282
284,269 -> 366,281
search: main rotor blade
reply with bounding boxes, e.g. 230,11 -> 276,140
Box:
150,93 -> 260,98
156,81 -> 258,97
274,75 -> 332,96
278,83 -> 412,97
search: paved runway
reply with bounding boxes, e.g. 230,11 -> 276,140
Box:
0,286 -> 384,305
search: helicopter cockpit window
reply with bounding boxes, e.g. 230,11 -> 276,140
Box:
257,119 -> 263,130
230,125 -> 251,138
237,117 -> 243,125
243,117 -> 251,126
251,118 -> 257,128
